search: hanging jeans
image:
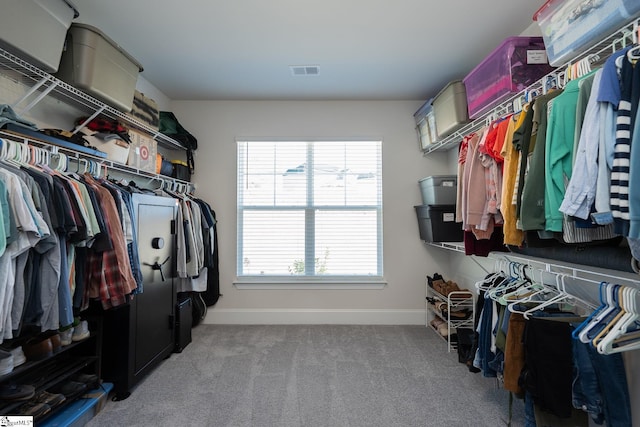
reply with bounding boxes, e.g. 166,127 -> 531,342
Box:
571,337 -> 631,427
476,295 -> 498,377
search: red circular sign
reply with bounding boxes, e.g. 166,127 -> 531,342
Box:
140,145 -> 149,160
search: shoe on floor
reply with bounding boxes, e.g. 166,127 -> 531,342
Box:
0,383 -> 35,401
72,321 -> 90,342
0,349 -> 14,376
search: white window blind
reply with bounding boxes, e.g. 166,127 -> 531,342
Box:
237,140 -> 383,281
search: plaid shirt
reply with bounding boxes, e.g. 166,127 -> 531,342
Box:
83,174 -> 136,309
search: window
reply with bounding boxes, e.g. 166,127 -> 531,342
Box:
236,140 -> 383,282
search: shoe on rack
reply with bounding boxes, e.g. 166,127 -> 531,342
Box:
0,349 -> 14,376
41,331 -> 63,353
10,346 -> 26,368
59,327 -> 73,346
49,380 -> 87,398
16,401 -> 51,418
437,323 -> 450,337
33,390 -> 66,408
430,318 -> 445,329
448,310 -> 472,320
71,373 -> 100,390
0,383 -> 35,401
23,336 -> 53,361
71,321 -> 90,342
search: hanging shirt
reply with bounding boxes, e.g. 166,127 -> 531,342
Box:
560,69 -> 604,219
594,47 -> 632,220
610,57 -> 634,235
544,77 -> 584,232
500,112 -> 526,246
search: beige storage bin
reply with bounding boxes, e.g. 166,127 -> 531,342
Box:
87,135 -> 130,164
414,99 -> 439,149
0,0 -> 78,72
432,80 -> 470,140
56,23 -> 143,112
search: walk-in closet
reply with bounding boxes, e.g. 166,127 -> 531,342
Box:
0,1 -> 639,426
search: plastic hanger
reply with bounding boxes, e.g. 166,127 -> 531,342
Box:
486,262 -> 524,301
521,274 -> 573,319
590,286 -> 630,349
596,287 -> 640,354
578,283 -> 620,344
501,267 -> 546,307
572,282 -> 608,339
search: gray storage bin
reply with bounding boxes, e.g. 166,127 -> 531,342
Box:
432,80 -> 470,140
413,99 -> 439,150
419,175 -> 457,205
0,0 -> 78,72
56,23 -> 143,112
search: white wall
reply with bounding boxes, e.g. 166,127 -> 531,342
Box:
170,100 -> 451,324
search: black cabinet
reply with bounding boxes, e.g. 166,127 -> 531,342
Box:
99,194 -> 178,400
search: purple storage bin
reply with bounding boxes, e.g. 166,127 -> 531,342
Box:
463,37 -> 556,119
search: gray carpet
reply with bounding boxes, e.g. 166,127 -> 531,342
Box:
86,325 -> 525,427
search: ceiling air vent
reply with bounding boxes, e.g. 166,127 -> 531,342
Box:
290,65 -> 320,76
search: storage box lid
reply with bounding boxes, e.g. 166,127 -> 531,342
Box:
414,98 -> 434,120
463,36 -> 548,80
63,0 -> 80,18
69,23 -> 143,72
419,175 -> 457,186
434,80 -> 465,99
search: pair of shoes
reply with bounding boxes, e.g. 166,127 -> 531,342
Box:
430,318 -> 445,330
72,321 -> 90,342
427,273 -> 445,288
447,309 -> 472,320
0,349 -> 14,376
23,336 -> 53,361
34,390 -> 66,408
41,331 -> 62,353
49,380 -> 87,398
16,401 -> 51,418
437,323 -> 450,337
0,383 -> 35,401
72,373 -> 100,390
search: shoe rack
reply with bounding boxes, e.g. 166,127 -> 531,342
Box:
0,315 -> 102,423
426,279 -> 475,352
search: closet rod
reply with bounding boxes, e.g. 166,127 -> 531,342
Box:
0,130 -> 195,193
428,242 -> 640,288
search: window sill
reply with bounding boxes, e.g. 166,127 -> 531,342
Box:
233,277 -> 387,290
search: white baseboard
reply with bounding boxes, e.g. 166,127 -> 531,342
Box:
203,309 -> 425,325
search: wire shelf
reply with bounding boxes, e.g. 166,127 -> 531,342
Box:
0,47 -> 184,151
422,17 -> 640,154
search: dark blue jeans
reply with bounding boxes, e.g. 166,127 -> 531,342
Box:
571,337 -> 631,427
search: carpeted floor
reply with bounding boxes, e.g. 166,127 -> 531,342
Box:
86,325 -> 525,427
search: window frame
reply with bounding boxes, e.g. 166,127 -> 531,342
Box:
235,138 -> 385,287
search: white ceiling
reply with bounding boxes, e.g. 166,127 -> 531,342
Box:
71,0 -> 546,101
